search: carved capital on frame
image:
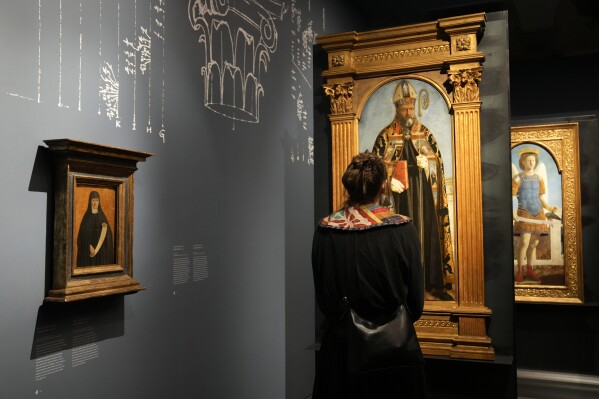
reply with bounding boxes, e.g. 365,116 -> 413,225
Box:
447,67 -> 482,103
323,82 -> 354,114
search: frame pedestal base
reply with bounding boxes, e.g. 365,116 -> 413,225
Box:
45,275 -> 145,302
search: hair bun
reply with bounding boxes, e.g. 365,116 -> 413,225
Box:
352,152 -> 381,169
342,152 -> 387,208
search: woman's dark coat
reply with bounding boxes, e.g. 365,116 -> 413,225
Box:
311,205 -> 427,398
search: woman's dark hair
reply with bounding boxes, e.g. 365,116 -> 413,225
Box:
341,152 -> 387,208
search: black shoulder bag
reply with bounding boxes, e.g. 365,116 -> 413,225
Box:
340,232 -> 423,376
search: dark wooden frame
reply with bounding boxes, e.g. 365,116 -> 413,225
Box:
44,139 -> 153,302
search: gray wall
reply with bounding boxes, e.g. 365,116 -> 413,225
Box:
0,1 -> 524,398
0,1 -> 354,398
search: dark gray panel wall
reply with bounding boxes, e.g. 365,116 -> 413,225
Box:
0,1 -> 525,398
507,0 -> 599,378
0,1 -> 353,398
479,10 -> 514,357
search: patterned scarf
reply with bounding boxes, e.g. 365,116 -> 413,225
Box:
319,206 -> 410,230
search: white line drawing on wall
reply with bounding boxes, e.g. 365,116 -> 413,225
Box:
188,0 -> 288,123
289,134 -> 314,165
122,26 -> 151,77
99,62 -> 119,120
290,0 -> 313,132
123,24 -> 153,131
308,135 -> 314,165
78,2 -> 83,111
58,0 -> 66,108
156,1 -> 166,143
97,0 -> 103,115
57,0 -> 83,110
286,0 -> 316,166
37,0 -> 43,102
3,0 -> 167,144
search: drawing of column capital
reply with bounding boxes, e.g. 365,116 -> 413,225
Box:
188,0 -> 288,123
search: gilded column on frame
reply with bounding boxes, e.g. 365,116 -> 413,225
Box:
447,67 -> 494,357
448,67 -> 485,308
323,82 -> 357,211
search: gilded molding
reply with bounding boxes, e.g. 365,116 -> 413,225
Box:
415,320 -> 458,328
448,68 -> 482,103
323,82 -> 354,114
353,44 -> 450,64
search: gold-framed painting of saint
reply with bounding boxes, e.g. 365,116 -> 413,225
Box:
511,123 -> 583,304
359,77 -> 455,302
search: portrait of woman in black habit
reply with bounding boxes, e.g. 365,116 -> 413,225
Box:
76,190 -> 115,267
311,152 -> 427,398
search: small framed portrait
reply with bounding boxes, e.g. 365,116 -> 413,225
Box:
44,139 -> 153,302
511,123 -> 583,304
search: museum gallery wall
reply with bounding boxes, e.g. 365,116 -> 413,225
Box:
6,1 -> 595,398
0,1 -> 356,398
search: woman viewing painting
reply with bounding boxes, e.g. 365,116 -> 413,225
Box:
311,152 -> 427,398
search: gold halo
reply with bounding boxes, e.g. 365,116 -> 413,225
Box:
517,147 -> 540,156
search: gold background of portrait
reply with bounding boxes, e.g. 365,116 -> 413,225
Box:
72,185 -> 116,266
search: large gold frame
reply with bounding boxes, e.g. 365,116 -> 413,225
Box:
511,123 -> 583,304
316,13 -> 494,360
